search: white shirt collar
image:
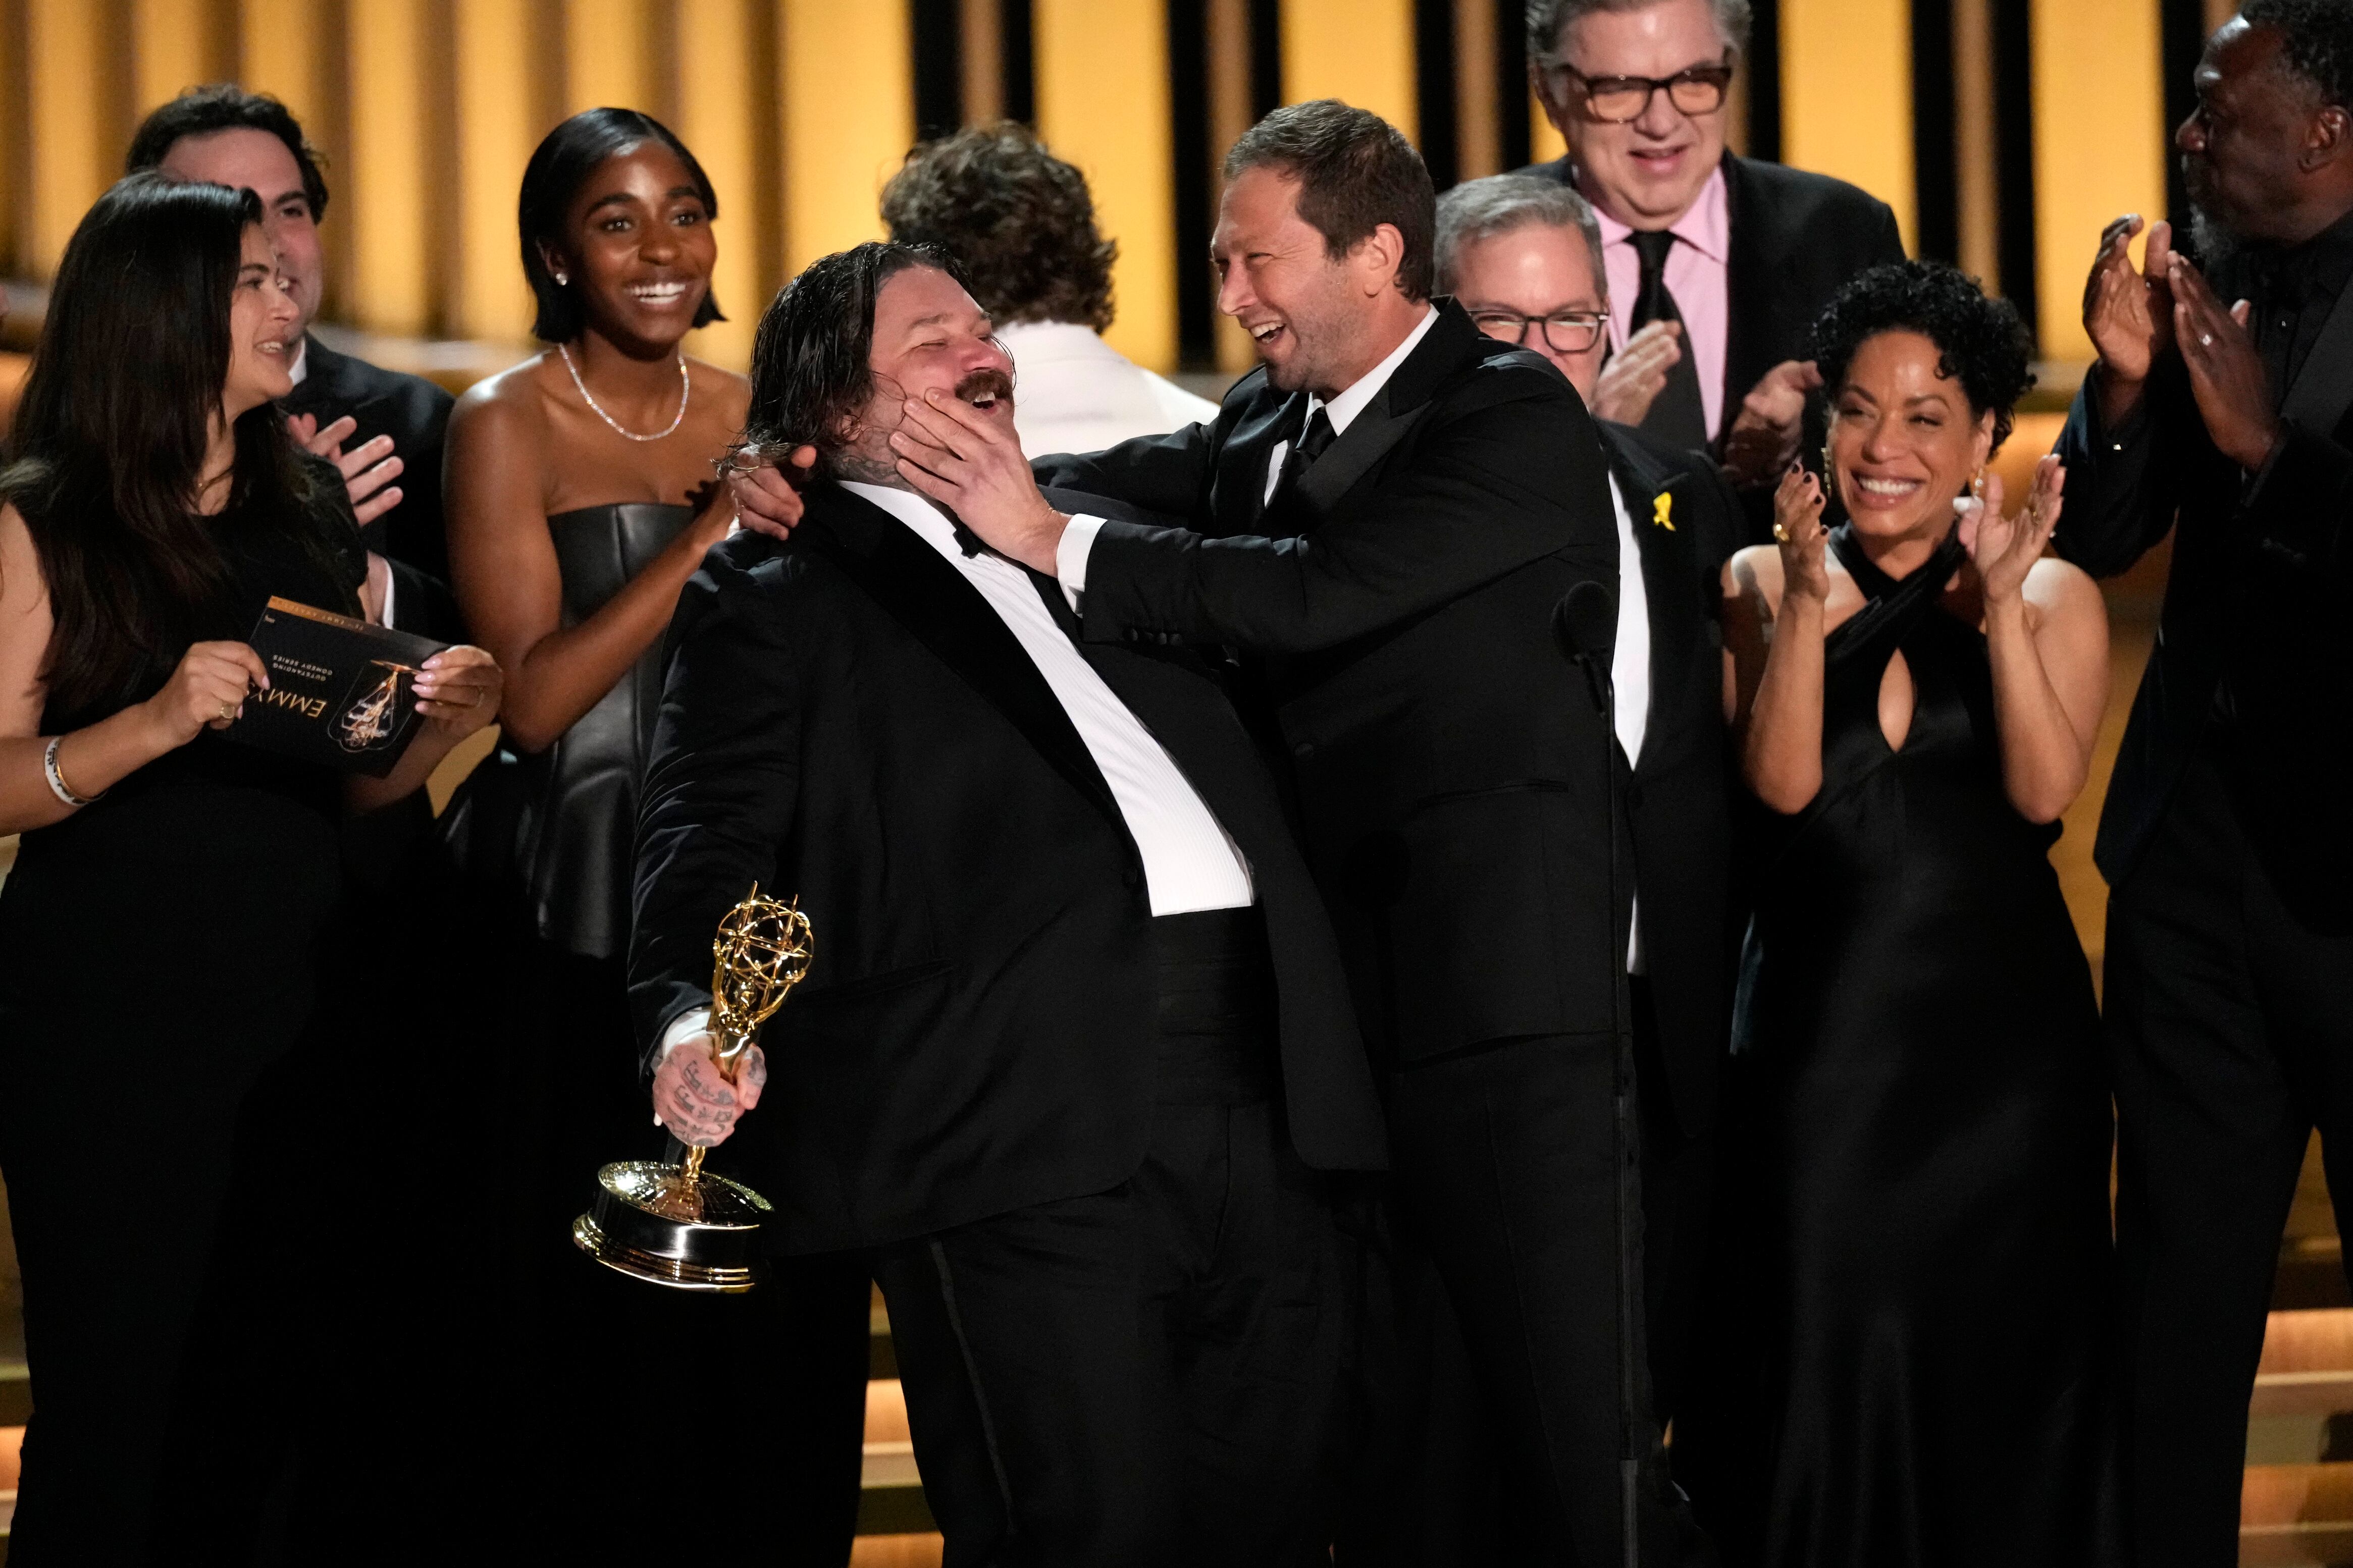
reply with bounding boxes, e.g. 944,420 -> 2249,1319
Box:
841,480 -> 959,549
1309,302 -> 1438,436
287,335 -> 310,387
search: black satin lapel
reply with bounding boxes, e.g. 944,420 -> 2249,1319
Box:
1219,391 -> 1295,532
798,491 -> 1122,830
1721,154 -> 1774,437
1291,396 -> 1434,516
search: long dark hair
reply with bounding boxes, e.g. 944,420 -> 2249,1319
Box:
519,107 -> 725,343
3,173 -> 334,717
744,241 -> 972,480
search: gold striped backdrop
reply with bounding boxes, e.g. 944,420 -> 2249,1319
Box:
0,0 -> 2192,374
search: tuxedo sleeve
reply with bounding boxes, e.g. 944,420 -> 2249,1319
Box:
1032,408 -> 1224,517
629,548 -> 801,1072
2053,361 -> 2196,580
1077,379 -> 1611,653
2241,419 -> 2353,575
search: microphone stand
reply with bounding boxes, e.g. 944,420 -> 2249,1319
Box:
1600,657 -> 1640,1568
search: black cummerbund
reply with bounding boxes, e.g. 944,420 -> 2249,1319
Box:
1152,905 -> 1280,1106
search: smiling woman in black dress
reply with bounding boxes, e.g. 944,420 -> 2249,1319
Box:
0,175 -> 501,1564
1699,262 -> 2117,1566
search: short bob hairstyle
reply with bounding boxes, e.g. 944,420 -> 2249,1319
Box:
1809,260 -> 2035,454
517,107 -> 725,343
743,241 -> 975,482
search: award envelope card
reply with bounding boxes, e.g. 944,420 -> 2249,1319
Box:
225,597 -> 449,778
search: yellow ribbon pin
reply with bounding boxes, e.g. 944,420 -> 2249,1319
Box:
1652,492 -> 1675,531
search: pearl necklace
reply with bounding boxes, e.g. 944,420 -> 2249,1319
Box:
558,342 -> 689,442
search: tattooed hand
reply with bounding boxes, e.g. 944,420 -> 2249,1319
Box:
651,1030 -> 766,1148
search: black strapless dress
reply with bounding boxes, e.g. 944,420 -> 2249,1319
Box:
1688,527 -> 2115,1567
0,511 -> 363,1565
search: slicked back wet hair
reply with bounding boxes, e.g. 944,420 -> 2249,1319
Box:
518,107 -> 725,343
1224,100 -> 1437,302
882,122 -> 1117,333
2,174 -> 340,718
1809,260 -> 2034,453
744,241 -> 977,482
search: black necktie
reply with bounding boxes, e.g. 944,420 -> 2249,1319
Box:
1628,229 -> 1710,454
1272,404 -> 1336,507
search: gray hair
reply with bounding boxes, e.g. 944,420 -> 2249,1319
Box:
1434,175 -> 1607,301
1526,0 -> 1753,66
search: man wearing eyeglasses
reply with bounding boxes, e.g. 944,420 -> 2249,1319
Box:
1519,0 -> 1905,527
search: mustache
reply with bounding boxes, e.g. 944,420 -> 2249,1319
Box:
955,368 -> 1015,406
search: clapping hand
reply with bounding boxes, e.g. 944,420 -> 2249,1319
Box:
289,412 -> 405,530
1589,320 -> 1683,425
2083,215 -> 2176,387
2167,253 -> 2281,470
1958,456 -> 2064,608
1723,360 -> 1826,490
1772,463 -> 1831,604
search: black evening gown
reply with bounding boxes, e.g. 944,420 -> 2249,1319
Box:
470,505 -> 871,1566
0,505 -> 365,1566
1689,526 -> 2115,1567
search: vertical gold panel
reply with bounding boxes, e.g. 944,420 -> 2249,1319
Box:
1780,0 -> 1915,250
346,0 -> 431,334
1531,92 -> 1566,166
1455,0 -> 1498,179
780,0 -> 913,276
454,0 -> 537,343
676,0 -> 760,367
565,0 -> 653,114
1953,0 -> 1997,287
1036,0 -> 1175,370
2201,0 -> 2232,32
238,0 -> 322,117
134,0 -> 224,114
962,0 -> 1004,125
26,0 -> 111,278
1281,0 -> 1416,138
1207,0 -> 1256,372
2032,0 -> 2164,359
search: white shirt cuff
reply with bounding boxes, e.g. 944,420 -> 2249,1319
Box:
659,1007 -> 713,1059
1057,514 -> 1105,596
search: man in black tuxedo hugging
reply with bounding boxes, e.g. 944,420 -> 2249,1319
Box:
886,100 -> 1699,1562
630,240 -> 1387,1564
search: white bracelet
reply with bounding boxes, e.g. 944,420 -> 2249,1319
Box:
42,735 -> 97,808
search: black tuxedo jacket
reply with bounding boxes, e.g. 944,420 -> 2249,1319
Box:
1516,152 -> 1904,426
1597,420 -> 1738,1137
2057,342 -> 2353,933
1035,300 -> 1622,1068
280,333 -> 457,591
629,482 -> 1387,1255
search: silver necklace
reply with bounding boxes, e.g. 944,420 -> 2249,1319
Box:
558,342 -> 689,442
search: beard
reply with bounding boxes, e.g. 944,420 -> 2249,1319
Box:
2186,200 -> 2247,272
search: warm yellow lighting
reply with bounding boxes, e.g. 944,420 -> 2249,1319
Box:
27,1 -> 110,279
564,0 -> 653,115
677,0 -> 764,368
781,0 -> 913,276
133,0 -> 225,115
1780,0 -> 1916,251
1037,0 -> 1178,371
2032,0 -> 2166,360
1282,0 -> 1417,140
453,0 -> 540,345
346,0 -> 433,336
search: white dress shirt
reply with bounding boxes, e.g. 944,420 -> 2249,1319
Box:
1605,471 -> 1652,975
1056,304 -> 1439,593
997,320 -> 1220,460
663,481 -> 1258,1059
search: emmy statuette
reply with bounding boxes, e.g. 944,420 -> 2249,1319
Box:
572,886 -> 814,1291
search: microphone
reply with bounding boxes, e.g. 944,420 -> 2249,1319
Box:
1552,579 -> 1616,713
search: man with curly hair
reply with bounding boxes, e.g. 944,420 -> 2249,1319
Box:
2064,3 -> 2353,1562
882,122 -> 1218,457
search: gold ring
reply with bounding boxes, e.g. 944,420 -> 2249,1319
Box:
216,701 -> 237,722
1773,521 -> 1792,544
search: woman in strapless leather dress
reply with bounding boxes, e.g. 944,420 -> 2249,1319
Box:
443,109 -> 864,1565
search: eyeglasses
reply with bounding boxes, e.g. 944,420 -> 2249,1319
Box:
1468,308 -> 1610,355
1543,59 -> 1734,124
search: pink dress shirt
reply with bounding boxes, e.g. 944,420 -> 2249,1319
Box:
1594,166 -> 1732,441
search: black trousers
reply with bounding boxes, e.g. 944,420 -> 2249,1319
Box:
1632,977 -> 1715,1434
2106,750 -> 2353,1568
871,908 -> 1358,1567
1364,1031 -> 1695,1566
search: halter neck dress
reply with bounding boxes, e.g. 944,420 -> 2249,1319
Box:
1692,524 -> 2116,1567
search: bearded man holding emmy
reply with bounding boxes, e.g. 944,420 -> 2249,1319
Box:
626,239 -> 1387,1564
